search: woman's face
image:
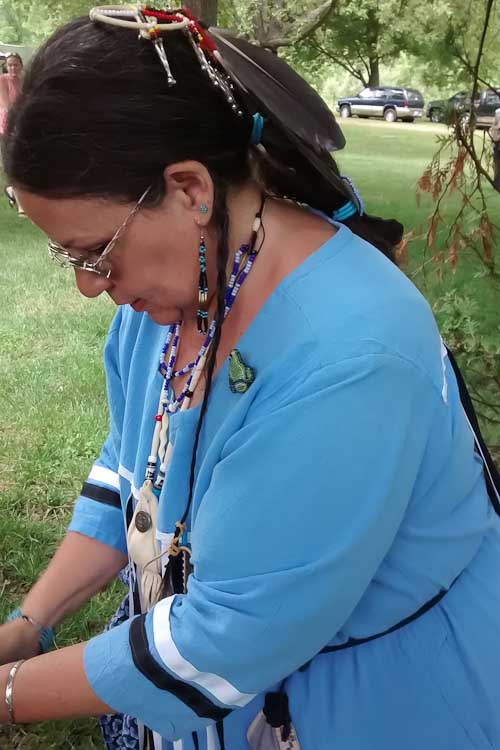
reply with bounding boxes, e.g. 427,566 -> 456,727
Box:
15,163 -> 215,327
6,58 -> 22,77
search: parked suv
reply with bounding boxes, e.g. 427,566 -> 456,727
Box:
426,91 -> 470,123
336,86 -> 425,123
474,87 -> 500,129
426,88 -> 500,128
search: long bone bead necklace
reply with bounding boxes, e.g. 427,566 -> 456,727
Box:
127,197 -> 266,608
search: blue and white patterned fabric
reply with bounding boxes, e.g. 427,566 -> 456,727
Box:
69,224 -> 500,749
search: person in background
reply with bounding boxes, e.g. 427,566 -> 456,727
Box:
490,106 -> 500,190
0,52 -> 23,134
1,53 -> 24,213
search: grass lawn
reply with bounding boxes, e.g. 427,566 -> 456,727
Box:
0,118 -> 499,748
338,119 -> 499,298
0,201 -> 118,747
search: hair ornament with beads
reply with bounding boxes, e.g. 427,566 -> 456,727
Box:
89,4 -> 243,111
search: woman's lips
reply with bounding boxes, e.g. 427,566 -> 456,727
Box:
131,298 -> 147,313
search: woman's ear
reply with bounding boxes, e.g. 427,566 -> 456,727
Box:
163,161 -> 215,224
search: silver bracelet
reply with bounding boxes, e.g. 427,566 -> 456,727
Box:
5,660 -> 25,724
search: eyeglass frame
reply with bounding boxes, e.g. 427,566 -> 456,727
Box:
47,185 -> 152,279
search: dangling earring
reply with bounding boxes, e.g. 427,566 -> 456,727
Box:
197,228 -> 208,335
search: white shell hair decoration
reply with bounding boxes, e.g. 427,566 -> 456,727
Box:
89,4 -> 243,112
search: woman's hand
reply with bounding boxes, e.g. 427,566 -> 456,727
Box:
0,620 -> 40,666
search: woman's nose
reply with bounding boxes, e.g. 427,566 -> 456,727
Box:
74,268 -> 112,298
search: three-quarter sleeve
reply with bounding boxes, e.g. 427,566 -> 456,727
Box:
83,349 -> 443,740
68,308 -> 126,555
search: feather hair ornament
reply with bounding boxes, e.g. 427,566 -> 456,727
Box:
207,28 -> 360,209
209,29 -> 344,153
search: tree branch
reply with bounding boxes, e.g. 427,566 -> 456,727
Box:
452,41 -> 500,98
308,39 -> 367,85
352,38 -> 372,79
260,0 -> 337,50
470,0 -> 496,105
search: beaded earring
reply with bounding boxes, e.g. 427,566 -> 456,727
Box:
197,228 -> 208,334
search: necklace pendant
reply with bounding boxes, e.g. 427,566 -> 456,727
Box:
135,510 -> 153,533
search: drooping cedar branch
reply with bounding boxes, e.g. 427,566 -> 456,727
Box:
411,0 -> 500,435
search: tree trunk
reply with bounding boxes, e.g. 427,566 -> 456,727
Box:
186,0 -> 218,26
365,7 -> 380,87
368,56 -> 380,87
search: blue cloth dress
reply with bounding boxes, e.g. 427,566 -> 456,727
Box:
69,224 -> 500,749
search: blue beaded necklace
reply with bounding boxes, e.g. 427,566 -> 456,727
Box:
127,198 -> 266,614
147,199 -> 265,492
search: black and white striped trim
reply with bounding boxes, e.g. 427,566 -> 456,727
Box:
129,614 -> 232,722
150,597 -> 255,709
80,465 -> 121,509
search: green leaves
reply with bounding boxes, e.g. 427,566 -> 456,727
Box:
0,0 -> 90,45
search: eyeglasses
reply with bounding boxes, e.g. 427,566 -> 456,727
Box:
47,186 -> 152,279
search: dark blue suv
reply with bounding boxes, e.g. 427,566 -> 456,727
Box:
337,86 -> 425,123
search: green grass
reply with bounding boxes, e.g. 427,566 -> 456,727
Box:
338,118 -> 500,359
0,205 -> 118,748
0,118 -> 499,748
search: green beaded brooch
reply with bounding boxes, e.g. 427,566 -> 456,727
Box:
228,349 -> 255,394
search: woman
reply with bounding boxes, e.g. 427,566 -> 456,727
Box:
1,7 -> 500,750
0,52 -> 22,135
1,52 -> 24,212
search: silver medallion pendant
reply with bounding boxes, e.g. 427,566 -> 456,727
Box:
135,510 -> 152,533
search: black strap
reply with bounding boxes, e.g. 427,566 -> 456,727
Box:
445,346 -> 500,514
125,492 -> 134,527
263,690 -> 292,740
315,584 -> 449,659
192,732 -> 200,750
270,344 -> 500,729
125,494 -> 142,616
216,720 -> 226,750
80,481 -> 121,509
310,344 -> 500,660
144,727 -> 155,750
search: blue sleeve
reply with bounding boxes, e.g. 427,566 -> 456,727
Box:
68,309 -> 126,555
83,350 -> 441,739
